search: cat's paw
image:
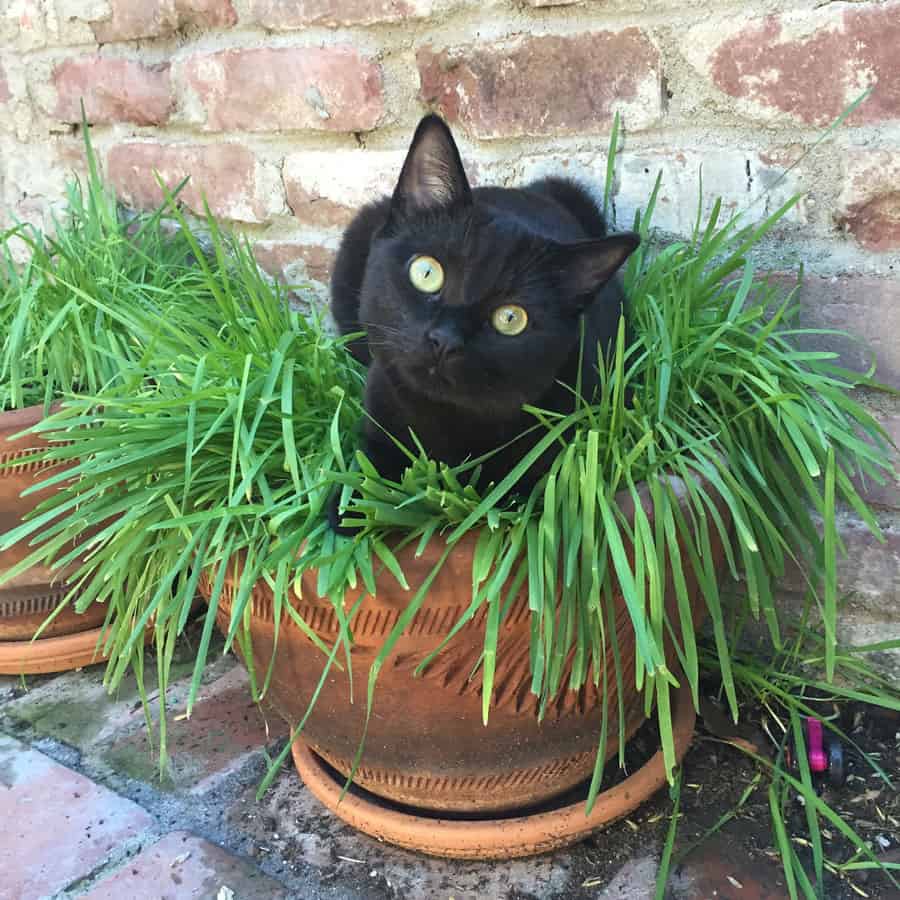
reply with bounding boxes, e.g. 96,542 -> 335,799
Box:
327,488 -> 362,537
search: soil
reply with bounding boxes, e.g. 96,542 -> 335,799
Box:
570,684 -> 900,900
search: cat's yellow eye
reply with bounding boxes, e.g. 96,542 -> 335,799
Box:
492,304 -> 528,336
408,255 -> 444,293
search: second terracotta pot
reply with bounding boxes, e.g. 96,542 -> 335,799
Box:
0,404 -> 109,674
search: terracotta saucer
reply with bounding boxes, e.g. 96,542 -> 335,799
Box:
0,626 -> 112,675
291,679 -> 696,860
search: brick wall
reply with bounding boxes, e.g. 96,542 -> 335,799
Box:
1,0 -> 898,655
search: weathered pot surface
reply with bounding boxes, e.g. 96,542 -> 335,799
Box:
291,678 -> 696,859
205,471 -> 727,815
0,404 -> 109,673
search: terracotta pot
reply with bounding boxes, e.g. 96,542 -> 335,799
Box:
0,404 -> 110,674
203,471 -> 728,816
291,678 -> 696,859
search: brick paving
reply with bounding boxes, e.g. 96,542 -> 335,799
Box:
0,638 -> 795,900
79,832 -> 289,900
101,666 -> 288,795
0,734 -> 154,898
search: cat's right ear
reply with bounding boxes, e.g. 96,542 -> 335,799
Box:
554,233 -> 641,305
389,115 -> 472,221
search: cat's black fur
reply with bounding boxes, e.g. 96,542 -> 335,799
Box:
329,115 -> 639,529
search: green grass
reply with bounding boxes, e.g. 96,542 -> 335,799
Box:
0,112 -> 895,817
0,188 -> 365,764
670,602 -> 900,899
0,117 -> 220,412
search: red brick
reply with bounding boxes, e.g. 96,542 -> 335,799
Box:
82,831 -> 290,899
254,240 -> 336,285
417,30 -> 661,139
8,670 -> 144,751
786,274 -> 900,390
852,412 -> 900,511
0,734 -> 154,898
102,666 -> 287,793
689,3 -> 900,126
106,141 -> 284,225
92,0 -> 237,43
282,149 -> 404,228
52,57 -> 172,126
779,517 -> 900,619
247,0 -> 436,28
285,183 -> 355,228
773,589 -> 899,678
178,47 -> 383,133
837,150 -> 900,252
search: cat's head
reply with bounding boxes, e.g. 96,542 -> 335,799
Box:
359,115 -> 639,416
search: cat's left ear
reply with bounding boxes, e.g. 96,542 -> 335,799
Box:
390,115 -> 472,219
555,233 -> 640,305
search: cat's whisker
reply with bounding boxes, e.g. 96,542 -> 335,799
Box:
362,322 -> 408,337
364,338 -> 411,354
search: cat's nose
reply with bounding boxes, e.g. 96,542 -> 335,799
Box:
426,324 -> 462,359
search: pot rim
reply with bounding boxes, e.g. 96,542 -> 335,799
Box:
0,625 -> 110,675
291,677 -> 696,860
0,401 -> 64,433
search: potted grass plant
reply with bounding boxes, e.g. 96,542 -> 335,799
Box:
0,124 -> 224,674
0,135 -> 894,862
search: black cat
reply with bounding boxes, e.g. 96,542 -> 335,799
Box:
329,114 -> 638,528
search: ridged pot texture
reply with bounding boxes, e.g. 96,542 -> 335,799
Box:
203,474 -> 726,814
0,405 -> 107,645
